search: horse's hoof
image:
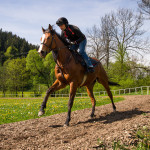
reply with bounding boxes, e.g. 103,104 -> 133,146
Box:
113,109 -> 116,113
90,114 -> 96,118
63,124 -> 69,127
38,110 -> 45,117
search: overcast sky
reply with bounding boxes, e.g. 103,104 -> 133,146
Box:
0,0 -> 150,65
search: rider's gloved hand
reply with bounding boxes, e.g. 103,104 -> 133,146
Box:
70,41 -> 77,45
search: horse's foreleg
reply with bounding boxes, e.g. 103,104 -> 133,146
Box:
38,80 -> 66,116
64,82 -> 77,126
86,83 -> 96,118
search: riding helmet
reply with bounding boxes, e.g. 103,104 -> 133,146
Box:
56,17 -> 69,26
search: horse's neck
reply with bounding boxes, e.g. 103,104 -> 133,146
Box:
54,34 -> 71,65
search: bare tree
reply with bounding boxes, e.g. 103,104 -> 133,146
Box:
107,8 -> 150,73
101,14 -> 114,69
86,25 -> 104,60
86,19 -> 113,68
138,0 -> 150,17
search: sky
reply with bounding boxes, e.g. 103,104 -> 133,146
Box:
0,0 -> 150,65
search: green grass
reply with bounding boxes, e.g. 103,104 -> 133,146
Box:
135,126 -> 150,150
0,96 -> 124,125
112,126 -> 150,150
96,126 -> 150,150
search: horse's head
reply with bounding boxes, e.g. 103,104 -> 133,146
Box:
38,24 -> 56,58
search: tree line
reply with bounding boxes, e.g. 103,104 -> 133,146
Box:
0,5 -> 150,97
0,50 -> 56,97
0,29 -> 38,65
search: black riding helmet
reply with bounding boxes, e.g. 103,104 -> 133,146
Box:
56,17 -> 68,26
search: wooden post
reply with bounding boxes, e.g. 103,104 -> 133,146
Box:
147,86 -> 149,95
141,87 -> 143,95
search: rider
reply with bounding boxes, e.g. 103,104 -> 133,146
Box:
56,17 -> 94,73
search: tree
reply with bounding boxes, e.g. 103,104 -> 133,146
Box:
4,58 -> 30,97
104,8 -> 150,73
0,66 -> 7,96
113,9 -> 149,69
138,0 -> 150,17
26,49 -> 55,88
86,25 -> 104,60
4,46 -> 18,59
43,52 -> 55,85
100,14 -> 114,68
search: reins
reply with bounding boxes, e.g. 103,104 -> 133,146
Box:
42,30 -> 72,84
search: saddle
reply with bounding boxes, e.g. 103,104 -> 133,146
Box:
69,50 -> 99,70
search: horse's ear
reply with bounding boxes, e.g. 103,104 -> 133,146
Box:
42,27 -> 45,33
48,24 -> 53,30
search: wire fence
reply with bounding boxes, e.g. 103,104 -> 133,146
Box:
0,86 -> 150,98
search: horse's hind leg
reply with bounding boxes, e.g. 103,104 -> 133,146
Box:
38,79 -> 66,116
86,82 -> 96,118
97,77 -> 116,112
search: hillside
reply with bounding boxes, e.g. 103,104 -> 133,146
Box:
0,29 -> 38,65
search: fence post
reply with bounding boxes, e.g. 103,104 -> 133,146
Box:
147,86 -> 149,95
141,87 -> 143,95
114,90 -> 115,95
135,88 -> 137,94
104,91 -> 105,95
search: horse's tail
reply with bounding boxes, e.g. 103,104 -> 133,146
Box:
108,81 -> 120,86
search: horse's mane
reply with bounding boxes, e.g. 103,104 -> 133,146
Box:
44,28 -> 69,64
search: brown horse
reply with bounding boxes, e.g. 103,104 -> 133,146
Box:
38,24 -> 118,126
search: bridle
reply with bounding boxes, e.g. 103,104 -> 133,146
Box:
40,29 -> 72,66
41,30 -> 67,52
40,31 -> 56,52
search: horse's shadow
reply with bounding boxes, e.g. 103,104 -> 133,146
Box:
76,108 -> 149,125
49,108 -> 149,128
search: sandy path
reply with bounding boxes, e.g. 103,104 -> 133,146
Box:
0,95 -> 150,149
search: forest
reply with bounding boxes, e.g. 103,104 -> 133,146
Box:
0,8 -> 150,97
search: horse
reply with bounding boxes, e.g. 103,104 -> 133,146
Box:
38,24 -> 118,126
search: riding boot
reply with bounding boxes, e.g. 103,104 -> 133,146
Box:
87,67 -> 94,73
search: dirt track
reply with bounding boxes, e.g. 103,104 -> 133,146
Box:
0,95 -> 150,149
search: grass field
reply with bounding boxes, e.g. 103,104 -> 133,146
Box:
0,96 -> 124,125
